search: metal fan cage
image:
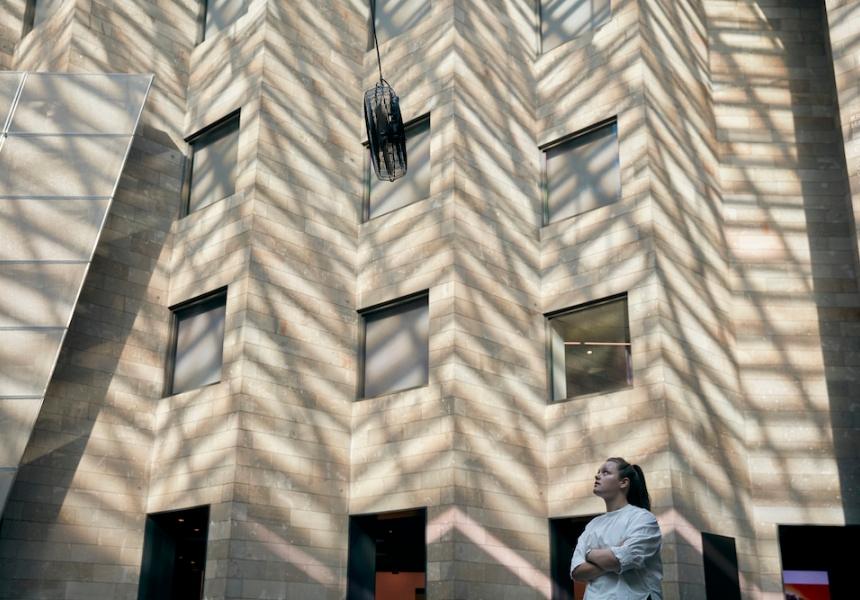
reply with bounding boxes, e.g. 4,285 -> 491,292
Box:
364,81 -> 407,182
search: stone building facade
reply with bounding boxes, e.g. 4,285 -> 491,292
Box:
0,0 -> 858,599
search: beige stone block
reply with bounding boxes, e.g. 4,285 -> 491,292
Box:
0,398 -> 44,465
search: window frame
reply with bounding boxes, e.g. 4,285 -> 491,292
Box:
22,0 -> 36,36
546,293 -> 632,402
197,0 -> 250,43
196,0 -> 207,43
358,291 -> 430,399
537,0 -> 611,54
367,0 -> 432,48
365,113 -> 431,221
166,287 -> 228,396
182,110 -> 240,216
22,0 -> 61,35
541,116 -> 620,226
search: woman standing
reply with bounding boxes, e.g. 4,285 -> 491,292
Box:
570,457 -> 663,599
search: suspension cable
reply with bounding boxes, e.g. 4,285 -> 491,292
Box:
370,0 -> 384,83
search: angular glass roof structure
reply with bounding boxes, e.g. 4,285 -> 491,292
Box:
0,72 -> 153,516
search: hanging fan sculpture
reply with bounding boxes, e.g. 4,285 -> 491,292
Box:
365,0 -> 407,182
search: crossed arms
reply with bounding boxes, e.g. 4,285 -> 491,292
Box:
569,511 -> 662,584
571,545 -> 623,582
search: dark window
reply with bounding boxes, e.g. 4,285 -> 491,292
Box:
199,0 -> 249,42
184,112 -> 240,215
138,505 -> 209,600
367,115 -> 431,220
548,294 -> 631,401
544,120 -> 620,225
550,516 -> 595,600
369,0 -> 431,47
22,1 -> 36,35
23,0 -> 62,34
348,509 -> 426,600
539,0 -> 611,54
702,532 -> 741,600
779,525 -> 858,600
169,289 -> 227,395
361,294 -> 429,398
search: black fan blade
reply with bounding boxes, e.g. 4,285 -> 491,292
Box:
374,101 -> 394,178
364,81 -> 407,182
365,97 -> 384,178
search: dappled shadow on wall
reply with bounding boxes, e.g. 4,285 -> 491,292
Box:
0,71 -> 152,516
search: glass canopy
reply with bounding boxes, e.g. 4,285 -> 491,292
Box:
0,71 -> 153,517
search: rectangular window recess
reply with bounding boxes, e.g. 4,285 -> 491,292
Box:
359,292 -> 429,398
539,0 -> 611,55
542,117 -> 620,225
547,293 -> 631,401
199,0 -> 250,43
539,116 -> 618,152
183,111 -> 240,216
358,290 -> 429,315
22,1 -> 36,35
545,292 -> 628,319
365,113 -> 431,220
185,110 -> 240,145
362,113 -> 430,147
167,287 -> 228,396
368,0 -> 432,48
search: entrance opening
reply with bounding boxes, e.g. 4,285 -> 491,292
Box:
138,505 -> 210,600
779,524 -> 858,600
702,532 -> 741,600
550,516 -> 595,600
347,508 -> 426,600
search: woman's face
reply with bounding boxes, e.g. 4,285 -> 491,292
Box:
592,460 -> 628,500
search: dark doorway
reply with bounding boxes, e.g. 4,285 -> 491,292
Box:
779,525 -> 859,600
348,508 -> 427,600
550,515 -> 596,600
138,505 -> 210,600
702,532 -> 741,600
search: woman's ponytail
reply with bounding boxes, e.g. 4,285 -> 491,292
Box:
607,457 -> 651,511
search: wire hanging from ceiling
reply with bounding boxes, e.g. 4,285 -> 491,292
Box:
364,0 -> 407,182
